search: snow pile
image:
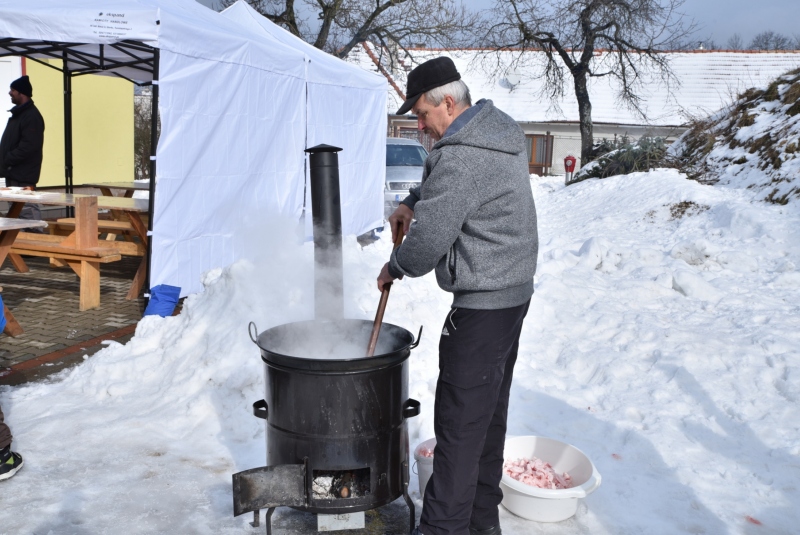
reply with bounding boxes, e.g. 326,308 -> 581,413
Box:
1,170 -> 800,533
669,67 -> 800,204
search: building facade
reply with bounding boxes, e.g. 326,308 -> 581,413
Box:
353,45 -> 800,175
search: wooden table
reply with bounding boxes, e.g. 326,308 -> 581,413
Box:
84,181 -> 150,198
79,190 -> 150,300
0,192 -> 149,309
0,218 -> 48,336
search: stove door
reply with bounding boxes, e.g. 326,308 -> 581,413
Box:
232,463 -> 307,517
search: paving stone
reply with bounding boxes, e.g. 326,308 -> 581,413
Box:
0,255 -> 144,364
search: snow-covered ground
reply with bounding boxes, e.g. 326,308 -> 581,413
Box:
1,169 -> 799,534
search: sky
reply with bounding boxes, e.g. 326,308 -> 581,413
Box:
198,0 -> 800,47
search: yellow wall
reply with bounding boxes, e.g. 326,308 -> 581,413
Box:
25,58 -> 133,188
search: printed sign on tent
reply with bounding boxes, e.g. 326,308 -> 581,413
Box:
88,10 -> 157,41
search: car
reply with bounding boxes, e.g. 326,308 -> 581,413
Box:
384,137 -> 428,218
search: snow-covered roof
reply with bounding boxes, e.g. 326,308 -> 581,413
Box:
352,45 -> 800,127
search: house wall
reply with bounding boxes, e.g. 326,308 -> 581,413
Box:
16,58 -> 133,188
520,122 -> 687,175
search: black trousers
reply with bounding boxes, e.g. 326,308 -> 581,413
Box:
419,300 -> 530,535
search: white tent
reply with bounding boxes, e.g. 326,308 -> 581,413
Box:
220,1 -> 387,242
0,0 -> 387,297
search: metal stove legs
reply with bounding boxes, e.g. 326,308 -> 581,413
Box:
265,508 -> 276,535
402,460 -> 416,533
249,508 -> 276,535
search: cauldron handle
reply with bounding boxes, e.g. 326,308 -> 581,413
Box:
248,322 -> 259,344
402,399 -> 420,419
410,326 -> 423,350
253,400 -> 268,420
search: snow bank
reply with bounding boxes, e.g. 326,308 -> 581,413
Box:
1,170 -> 799,534
669,67 -> 800,204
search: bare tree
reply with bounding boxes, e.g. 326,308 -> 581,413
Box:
134,93 -> 152,180
480,0 -> 694,166
726,33 -> 743,50
217,0 -> 479,61
748,30 -> 792,50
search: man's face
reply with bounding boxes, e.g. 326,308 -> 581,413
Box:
412,93 -> 457,142
9,88 -> 23,106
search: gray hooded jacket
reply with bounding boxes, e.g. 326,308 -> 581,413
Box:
388,99 -> 538,309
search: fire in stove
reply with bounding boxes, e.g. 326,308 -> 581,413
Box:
312,469 -> 371,500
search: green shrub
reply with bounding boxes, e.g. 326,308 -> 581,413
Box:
571,137 -> 668,183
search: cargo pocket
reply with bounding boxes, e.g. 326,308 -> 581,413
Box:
436,365 -> 496,430
440,366 -> 493,390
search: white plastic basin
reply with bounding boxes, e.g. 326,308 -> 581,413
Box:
413,437 -> 436,496
500,436 -> 601,522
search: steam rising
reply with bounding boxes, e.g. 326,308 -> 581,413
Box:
259,319 -> 411,360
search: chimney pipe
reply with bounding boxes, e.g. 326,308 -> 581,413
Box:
305,144 -> 344,319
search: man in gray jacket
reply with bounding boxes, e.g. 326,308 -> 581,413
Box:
377,57 -> 538,535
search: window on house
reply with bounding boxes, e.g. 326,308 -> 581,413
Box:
525,134 -> 553,167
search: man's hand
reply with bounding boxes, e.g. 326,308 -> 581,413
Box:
377,262 -> 401,292
389,204 -> 414,243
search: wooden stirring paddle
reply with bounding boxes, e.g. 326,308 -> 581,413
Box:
366,226 -> 406,357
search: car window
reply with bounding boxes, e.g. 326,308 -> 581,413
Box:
386,144 -> 428,166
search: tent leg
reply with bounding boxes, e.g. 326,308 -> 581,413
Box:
63,53 -> 74,217
144,49 -> 160,309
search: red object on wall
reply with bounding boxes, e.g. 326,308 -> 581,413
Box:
564,155 -> 577,173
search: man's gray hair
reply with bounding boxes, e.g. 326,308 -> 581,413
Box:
424,80 -> 471,108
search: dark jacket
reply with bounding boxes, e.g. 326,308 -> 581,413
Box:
0,100 -> 45,186
388,99 -> 538,310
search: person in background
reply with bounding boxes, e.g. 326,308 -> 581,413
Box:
377,57 -> 538,535
0,404 -> 23,480
0,75 -> 45,222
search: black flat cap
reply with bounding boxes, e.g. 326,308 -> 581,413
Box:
396,57 -> 461,115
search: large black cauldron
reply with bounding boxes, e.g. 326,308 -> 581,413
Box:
233,319 -> 421,533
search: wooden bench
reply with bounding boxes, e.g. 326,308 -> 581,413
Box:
1,220 -> 50,335
10,235 -> 121,311
5,197 -> 122,311
48,219 -> 145,256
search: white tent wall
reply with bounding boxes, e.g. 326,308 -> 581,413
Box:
222,1 -> 387,239
148,0 -> 313,297
305,84 -> 387,237
150,51 -> 308,295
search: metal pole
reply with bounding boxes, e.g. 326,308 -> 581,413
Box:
63,52 -> 74,216
144,49 -> 159,304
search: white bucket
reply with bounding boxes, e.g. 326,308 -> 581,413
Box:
500,436 -> 601,522
413,438 -> 436,496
